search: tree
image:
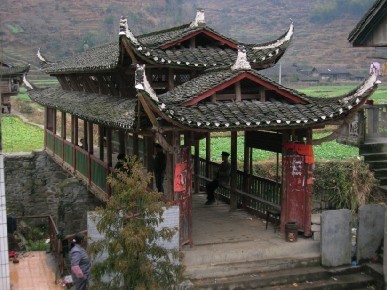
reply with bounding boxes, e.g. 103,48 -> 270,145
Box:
88,157 -> 184,289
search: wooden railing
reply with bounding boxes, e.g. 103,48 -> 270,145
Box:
14,215 -> 87,283
45,130 -> 281,217
197,158 -> 281,219
45,130 -> 110,196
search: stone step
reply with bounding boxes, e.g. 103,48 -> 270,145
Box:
367,160 -> 387,170
373,168 -> 387,178
359,143 -> 387,155
379,177 -> 387,186
261,273 -> 374,289
379,185 -> 387,193
188,265 -> 376,290
184,256 -> 320,280
362,152 -> 387,162
183,238 -> 320,267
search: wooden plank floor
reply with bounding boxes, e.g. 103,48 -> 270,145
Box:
10,251 -> 64,290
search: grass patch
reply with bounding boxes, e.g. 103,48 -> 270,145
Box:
1,116 -> 44,152
299,84 -> 387,104
199,133 -> 358,162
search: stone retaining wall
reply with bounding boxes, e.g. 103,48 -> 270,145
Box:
4,151 -> 103,234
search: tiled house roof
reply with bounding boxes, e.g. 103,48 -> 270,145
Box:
41,18 -> 293,73
157,68 -> 310,106
42,42 -> 120,74
123,21 -> 293,69
136,67 -> 378,131
29,86 -> 137,129
348,0 -> 386,45
0,64 -> 30,76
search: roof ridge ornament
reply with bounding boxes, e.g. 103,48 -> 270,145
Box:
37,48 -> 53,65
119,16 -> 139,45
231,46 -> 251,70
253,19 -> 294,50
135,64 -> 159,102
190,8 -> 205,28
340,71 -> 378,104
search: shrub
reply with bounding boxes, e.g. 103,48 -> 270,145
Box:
313,159 -> 379,212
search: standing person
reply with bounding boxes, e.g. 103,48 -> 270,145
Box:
70,233 -> 91,290
205,151 -> 231,205
153,144 -> 166,193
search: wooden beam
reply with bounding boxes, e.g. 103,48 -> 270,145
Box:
138,93 -> 158,127
121,38 -> 138,65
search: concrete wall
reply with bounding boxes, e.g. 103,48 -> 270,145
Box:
5,151 -> 103,234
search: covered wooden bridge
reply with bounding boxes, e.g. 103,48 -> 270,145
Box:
28,10 -> 379,248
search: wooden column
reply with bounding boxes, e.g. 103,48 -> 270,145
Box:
194,139 -> 199,194
61,112 -> 66,139
98,125 -> 104,161
53,109 -> 57,135
87,122 -> 93,154
70,115 -> 75,144
259,88 -> 266,102
230,131 -> 238,210
168,68 -> 174,90
74,117 -> 79,144
242,135 -> 250,208
83,120 -> 88,150
106,128 -> 112,168
133,133 -> 139,157
145,136 -> 154,173
235,81 -> 241,102
205,133 -> 211,178
118,130 -> 126,155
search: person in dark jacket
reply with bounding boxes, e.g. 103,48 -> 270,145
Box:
69,233 -> 91,290
205,151 -> 231,205
153,144 -> 167,193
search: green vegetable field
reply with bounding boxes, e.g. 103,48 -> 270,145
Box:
1,116 -> 44,153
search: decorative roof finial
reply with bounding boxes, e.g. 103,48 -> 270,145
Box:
231,46 -> 251,70
119,16 -> 139,45
135,64 -> 159,102
190,8 -> 205,28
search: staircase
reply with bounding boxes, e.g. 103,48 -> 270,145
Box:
360,138 -> 387,193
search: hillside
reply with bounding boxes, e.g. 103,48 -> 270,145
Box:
0,0 -> 378,78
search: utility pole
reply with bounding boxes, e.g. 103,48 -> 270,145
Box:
0,33 -> 11,290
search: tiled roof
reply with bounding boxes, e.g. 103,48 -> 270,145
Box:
125,22 -> 293,70
157,68 -> 310,106
43,42 -> 119,74
28,86 -> 137,129
42,21 -> 292,74
137,24 -> 224,48
137,69 -> 378,131
0,64 -> 30,77
348,0 -> 386,45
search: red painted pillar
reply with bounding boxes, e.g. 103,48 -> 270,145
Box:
280,143 -> 313,237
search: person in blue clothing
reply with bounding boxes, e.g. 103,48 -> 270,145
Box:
70,233 -> 91,290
